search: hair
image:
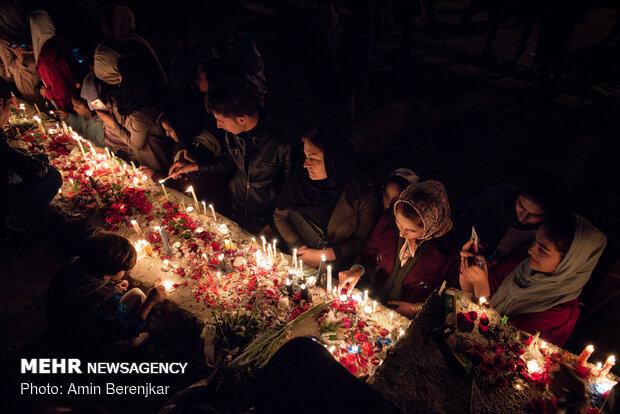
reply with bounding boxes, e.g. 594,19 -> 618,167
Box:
0,78 -> 12,102
77,231 -> 137,278
302,125 -> 351,157
385,176 -> 410,193
540,214 -> 576,255
207,76 -> 258,118
71,90 -> 88,107
198,58 -> 229,89
518,169 -> 570,215
394,201 -> 423,227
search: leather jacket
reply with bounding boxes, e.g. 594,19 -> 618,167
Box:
219,114 -> 294,232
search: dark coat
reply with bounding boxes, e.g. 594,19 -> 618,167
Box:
274,175 -> 378,270
355,209 -> 460,304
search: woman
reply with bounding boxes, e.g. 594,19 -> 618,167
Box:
380,168 -> 418,210
338,180 -> 459,318
459,214 -> 606,346
274,127 -> 377,270
29,10 -> 76,111
93,44 -> 172,174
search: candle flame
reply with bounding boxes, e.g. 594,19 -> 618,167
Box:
163,280 -> 174,291
479,296 -> 487,305
186,186 -> 193,192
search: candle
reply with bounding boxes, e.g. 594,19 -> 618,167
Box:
293,248 -> 298,269
202,201 -> 207,215
299,260 -> 303,280
209,204 -> 216,221
364,305 -> 372,314
599,356 -> 616,377
143,241 -> 153,256
478,296 -> 487,306
57,188 -> 64,201
162,280 -> 174,292
326,265 -> 332,293
87,141 -> 95,158
252,237 -> 257,247
224,239 -> 231,250
267,244 -> 273,264
130,161 -> 138,174
364,290 -> 368,304
186,186 -> 200,210
11,92 -> 18,111
33,115 -> 45,134
373,300 -> 377,312
273,239 -> 277,253
158,180 -> 168,197
130,219 -> 141,235
34,103 -> 41,115
527,360 -> 541,374
156,226 -> 172,254
186,206 -> 194,213
390,311 -> 394,323
528,331 -> 540,350
261,236 -> 266,252
399,329 -> 405,339
162,259 -> 171,271
576,345 -> 594,366
61,120 -> 69,135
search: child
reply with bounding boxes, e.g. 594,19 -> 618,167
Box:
46,231 -> 165,355
57,91 -> 104,147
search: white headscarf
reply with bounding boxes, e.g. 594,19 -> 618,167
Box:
93,44 -> 122,85
29,10 -> 55,62
491,215 -> 606,316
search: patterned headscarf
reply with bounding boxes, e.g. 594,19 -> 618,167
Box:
393,180 -> 453,244
491,215 -> 606,316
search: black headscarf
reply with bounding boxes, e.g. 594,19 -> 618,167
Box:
276,127 -> 349,232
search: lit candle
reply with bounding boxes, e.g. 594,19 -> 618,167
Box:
130,219 -> 141,234
399,329 -> 405,339
539,341 -> 549,356
267,244 -> 273,263
293,248 -> 298,269
373,301 -> 377,312
599,356 -> 616,377
87,141 -> 95,158
364,290 -> 368,305
299,260 -> 303,280
186,186 -> 200,210
390,311 -> 394,323
326,265 -> 332,293
528,331 -> 540,350
186,206 -> 194,213
364,305 -> 372,314
224,239 -> 231,250
252,237 -> 257,247
163,280 -> 174,291
34,103 -> 41,115
202,201 -> 207,215
273,239 -> 277,253
158,180 -> 168,197
143,241 -> 153,256
209,204 -> 217,221
130,161 -> 138,174
57,188 -> 64,201
61,120 -> 69,135
576,345 -> 594,366
33,115 -> 45,133
592,362 -> 603,376
527,360 -> 541,374
261,236 -> 266,252
156,226 -> 172,255
162,259 -> 171,271
478,296 -> 487,306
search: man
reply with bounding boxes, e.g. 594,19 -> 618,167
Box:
0,78 -> 62,236
206,76 -> 293,234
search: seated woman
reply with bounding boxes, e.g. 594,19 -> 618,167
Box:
459,214 -> 606,346
338,180 -> 459,318
274,127 -> 377,270
45,231 -> 166,355
380,168 -> 418,210
56,91 -> 104,147
454,169 -> 569,263
93,44 -> 173,175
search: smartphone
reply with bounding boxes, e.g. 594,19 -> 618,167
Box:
90,99 -> 107,111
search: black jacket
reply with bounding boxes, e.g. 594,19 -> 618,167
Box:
202,114 -> 294,232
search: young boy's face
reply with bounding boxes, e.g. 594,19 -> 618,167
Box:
72,99 -> 90,117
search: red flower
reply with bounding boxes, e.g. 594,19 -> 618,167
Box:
341,317 -> 351,329
379,328 -> 389,337
478,312 -> 490,334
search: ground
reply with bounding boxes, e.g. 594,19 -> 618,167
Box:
1,0 -> 619,412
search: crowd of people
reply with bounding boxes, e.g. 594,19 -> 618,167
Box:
0,2 -> 611,363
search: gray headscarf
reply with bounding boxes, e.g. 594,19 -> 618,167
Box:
93,44 -> 122,85
491,215 -> 606,316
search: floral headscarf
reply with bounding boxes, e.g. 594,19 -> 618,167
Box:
393,180 -> 453,244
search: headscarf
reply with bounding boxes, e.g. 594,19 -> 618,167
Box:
80,71 -> 101,111
491,215 -> 607,316
389,168 -> 419,186
112,6 -> 136,40
276,130 -> 348,232
29,10 -> 55,62
93,44 -> 122,85
393,180 -> 453,244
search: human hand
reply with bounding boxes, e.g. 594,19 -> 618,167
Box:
337,266 -> 364,297
118,280 -> 129,292
297,245 -> 323,268
138,165 -> 155,179
169,162 -> 198,179
96,110 -> 116,127
55,110 -> 68,120
459,251 -> 488,285
39,86 -> 48,99
387,301 -> 417,319
147,285 -> 166,303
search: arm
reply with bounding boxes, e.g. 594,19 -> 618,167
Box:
0,141 -> 49,180
330,187 -> 379,264
273,208 -> 304,249
459,241 -> 492,298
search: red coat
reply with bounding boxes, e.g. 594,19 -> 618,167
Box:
355,210 -> 460,304
35,40 -> 75,111
489,250 -> 581,347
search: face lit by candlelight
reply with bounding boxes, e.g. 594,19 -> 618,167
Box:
383,182 -> 403,210
528,229 -> 563,273
302,138 -> 327,181
515,195 -> 546,225
72,98 -> 90,117
161,120 -> 179,142
395,212 -> 424,242
212,111 -> 251,135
